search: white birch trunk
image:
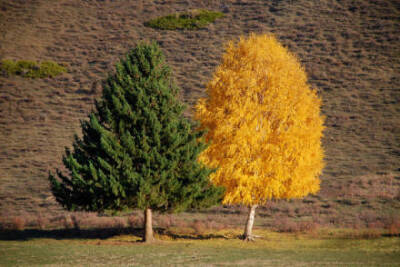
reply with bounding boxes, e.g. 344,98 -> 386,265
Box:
243,205 -> 258,241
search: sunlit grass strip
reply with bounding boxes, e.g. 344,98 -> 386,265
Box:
144,9 -> 224,30
1,59 -> 67,78
1,229 -> 399,266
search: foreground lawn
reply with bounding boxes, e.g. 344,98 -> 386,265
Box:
0,230 -> 399,266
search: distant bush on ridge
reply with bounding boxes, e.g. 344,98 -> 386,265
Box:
144,9 -> 224,30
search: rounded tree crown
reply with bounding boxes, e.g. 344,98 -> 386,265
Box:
196,33 -> 324,205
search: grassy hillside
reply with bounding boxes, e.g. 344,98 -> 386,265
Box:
0,0 -> 399,227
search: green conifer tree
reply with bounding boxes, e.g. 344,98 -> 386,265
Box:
49,42 -> 224,242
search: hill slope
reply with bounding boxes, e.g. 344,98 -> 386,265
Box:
0,0 -> 399,220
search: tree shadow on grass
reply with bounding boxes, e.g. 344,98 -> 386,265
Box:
0,227 -> 229,241
0,227 -> 143,241
159,229 -> 228,240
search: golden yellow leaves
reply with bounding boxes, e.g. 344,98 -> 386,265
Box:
196,33 -> 325,206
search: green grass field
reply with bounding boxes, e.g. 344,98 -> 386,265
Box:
1,230 -> 399,266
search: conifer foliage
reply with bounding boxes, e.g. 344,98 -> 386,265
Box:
49,42 -> 224,242
196,34 -> 324,240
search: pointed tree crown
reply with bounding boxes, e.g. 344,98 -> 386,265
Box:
49,42 -> 224,213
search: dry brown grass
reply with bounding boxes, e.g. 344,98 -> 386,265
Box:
0,0 -> 399,228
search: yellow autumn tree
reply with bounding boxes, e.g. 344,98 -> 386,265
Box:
195,33 -> 324,240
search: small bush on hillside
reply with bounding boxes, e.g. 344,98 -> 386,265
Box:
383,215 -> 400,236
157,215 -> 173,229
191,220 -> 206,235
36,61 -> 66,78
273,216 -> 319,233
342,229 -> 382,239
36,213 -> 48,230
11,217 -> 25,231
174,219 -> 188,229
0,217 -> 5,230
62,215 -> 74,229
128,215 -> 144,228
113,217 -> 127,230
144,9 -> 224,30
70,214 -> 81,230
205,219 -> 226,231
99,218 -> 118,229
1,59 -> 66,78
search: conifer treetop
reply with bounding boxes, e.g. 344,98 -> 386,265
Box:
49,42 -> 224,213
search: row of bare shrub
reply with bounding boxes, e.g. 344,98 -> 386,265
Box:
272,217 -> 319,233
270,214 -> 400,237
2,212 -> 398,237
0,213 -> 133,231
2,213 -> 50,231
0,213 -> 229,234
